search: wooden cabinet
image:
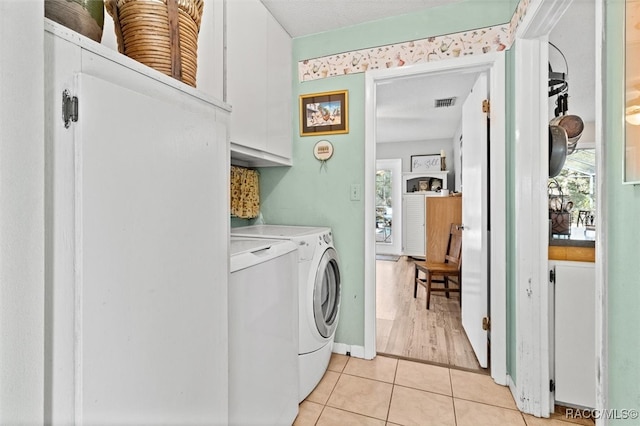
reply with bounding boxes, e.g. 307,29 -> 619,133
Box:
426,197 -> 462,262
45,22 -> 230,424
227,0 -> 292,166
403,194 -> 461,259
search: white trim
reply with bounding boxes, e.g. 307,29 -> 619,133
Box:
508,374 -> 522,406
364,53 -> 507,378
594,0 -> 607,423
332,342 -> 366,359
515,0 -> 574,40
364,71 -> 378,360
513,36 -> 551,417
513,0 -> 604,418
489,56 -> 508,386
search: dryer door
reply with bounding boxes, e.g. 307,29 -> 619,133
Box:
313,248 -> 341,338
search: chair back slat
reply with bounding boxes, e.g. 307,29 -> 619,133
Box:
445,223 -> 462,269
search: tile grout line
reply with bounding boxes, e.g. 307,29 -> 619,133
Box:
520,410 -> 527,425
322,360 -> 397,424
386,358 -> 400,424
450,368 -> 459,426
451,395 -> 522,411
315,363 -> 344,423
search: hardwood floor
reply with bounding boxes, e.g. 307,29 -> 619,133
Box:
376,256 -> 483,371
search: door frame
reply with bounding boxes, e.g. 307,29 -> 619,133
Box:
363,52 -> 507,386
375,159 -> 402,255
512,0 -> 605,417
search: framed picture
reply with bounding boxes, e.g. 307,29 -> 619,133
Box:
411,154 -> 441,172
300,90 -> 348,136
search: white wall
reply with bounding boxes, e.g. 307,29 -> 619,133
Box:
0,0 -> 45,423
377,138 -> 456,189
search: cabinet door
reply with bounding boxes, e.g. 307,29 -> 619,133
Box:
554,262 -> 596,408
227,0 -> 267,151
45,31 -> 83,425
75,73 -> 227,424
426,197 -> 462,263
266,12 -> 292,159
403,195 -> 425,257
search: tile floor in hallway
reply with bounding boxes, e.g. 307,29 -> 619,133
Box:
294,354 -> 594,426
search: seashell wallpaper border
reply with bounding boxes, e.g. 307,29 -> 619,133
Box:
298,0 -> 531,82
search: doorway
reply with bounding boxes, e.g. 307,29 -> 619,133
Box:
363,54 -> 508,386
373,71 -> 486,371
512,0 -> 603,417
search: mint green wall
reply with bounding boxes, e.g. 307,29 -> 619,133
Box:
259,2 -> 516,347
605,1 -> 640,419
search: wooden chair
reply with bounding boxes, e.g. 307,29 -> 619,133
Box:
413,223 -> 462,309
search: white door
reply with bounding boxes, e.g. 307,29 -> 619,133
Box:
461,73 -> 489,368
376,159 -> 402,255
75,73 -> 228,424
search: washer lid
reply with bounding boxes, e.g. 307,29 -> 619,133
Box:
230,238 -> 297,273
230,224 -> 330,238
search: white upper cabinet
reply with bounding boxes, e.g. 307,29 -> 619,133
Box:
227,0 -> 293,166
266,12 -> 293,160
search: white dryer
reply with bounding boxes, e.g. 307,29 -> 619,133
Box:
230,225 -> 341,401
229,238 -> 299,425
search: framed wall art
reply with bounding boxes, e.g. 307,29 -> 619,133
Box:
300,90 -> 348,136
410,154 -> 441,172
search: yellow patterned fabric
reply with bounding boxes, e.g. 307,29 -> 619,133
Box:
230,166 -> 260,218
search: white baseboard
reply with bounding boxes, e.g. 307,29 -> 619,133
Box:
331,342 -> 369,359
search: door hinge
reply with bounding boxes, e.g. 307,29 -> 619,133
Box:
482,316 -> 491,331
62,90 -> 78,129
482,99 -> 490,113
550,379 -> 555,393
549,268 -> 556,284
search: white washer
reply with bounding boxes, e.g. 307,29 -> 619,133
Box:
230,225 -> 342,402
229,238 -> 299,425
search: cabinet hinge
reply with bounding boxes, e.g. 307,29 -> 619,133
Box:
482,316 -> 491,331
549,268 -> 556,284
62,90 -> 78,129
482,99 -> 490,113
550,379 -> 556,393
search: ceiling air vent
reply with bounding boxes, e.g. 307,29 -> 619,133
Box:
434,97 -> 457,108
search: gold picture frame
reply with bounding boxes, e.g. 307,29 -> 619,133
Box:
300,90 -> 349,136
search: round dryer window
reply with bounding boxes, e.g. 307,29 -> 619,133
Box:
313,247 -> 341,338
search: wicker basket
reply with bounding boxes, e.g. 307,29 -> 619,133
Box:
105,0 -> 203,87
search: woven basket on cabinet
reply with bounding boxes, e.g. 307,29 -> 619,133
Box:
105,0 -> 203,87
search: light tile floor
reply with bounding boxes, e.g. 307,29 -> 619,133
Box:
294,354 -> 594,426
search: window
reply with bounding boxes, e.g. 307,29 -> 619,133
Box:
376,169 -> 393,243
550,148 -> 596,240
